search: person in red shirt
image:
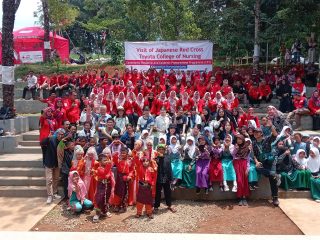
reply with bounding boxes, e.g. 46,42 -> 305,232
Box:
175,69 -> 186,86
103,78 -> 114,94
143,81 -> 153,96
177,92 -> 193,112
79,71 -> 90,97
292,77 -> 306,96
202,92 -> 214,112
168,69 -> 177,85
38,92 -> 56,108
184,80 -> 195,95
207,76 -> 221,98
122,68 -> 132,84
66,91 -> 81,124
124,80 -> 135,96
286,90 -> 310,130
225,92 -> 239,112
215,70 -> 223,85
114,80 -> 126,95
47,73 -> 58,95
39,107 -> 58,143
258,80 -> 273,103
151,91 -> 169,115
134,80 -> 146,97
238,107 -> 260,129
115,91 -> 132,116
192,91 -> 205,113
132,93 -> 146,117
221,79 -> 232,97
197,78 -> 208,97
56,74 -> 70,97
53,98 -> 67,128
37,74 -> 48,99
264,69 -> 276,90
131,69 -> 141,85
212,91 -> 227,112
308,90 -> 320,130
248,82 -> 261,107
102,91 -> 116,115
68,71 -> 79,90
152,78 -> 165,97
167,90 -> 179,115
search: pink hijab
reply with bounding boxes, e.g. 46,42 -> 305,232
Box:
68,171 -> 87,203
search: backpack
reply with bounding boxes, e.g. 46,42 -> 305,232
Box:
0,107 -> 15,120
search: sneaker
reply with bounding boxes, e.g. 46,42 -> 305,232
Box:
224,185 -> 230,192
53,194 -> 62,200
272,197 -> 280,207
232,185 -> 237,192
46,196 -> 53,204
93,215 -> 100,223
242,199 -> 248,206
219,186 -> 224,192
315,199 -> 320,203
106,212 -> 112,218
209,187 -> 214,192
205,188 -> 209,195
249,185 -> 255,191
238,200 -> 243,206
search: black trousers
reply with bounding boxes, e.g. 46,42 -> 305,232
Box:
61,172 -> 69,199
154,182 -> 172,208
256,167 -> 278,197
22,86 -> 36,99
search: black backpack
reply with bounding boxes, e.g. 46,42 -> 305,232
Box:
0,107 -> 15,120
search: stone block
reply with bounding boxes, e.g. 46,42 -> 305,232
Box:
0,135 -> 22,153
0,116 -> 29,134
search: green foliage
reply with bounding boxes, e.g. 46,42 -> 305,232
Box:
106,40 -> 124,65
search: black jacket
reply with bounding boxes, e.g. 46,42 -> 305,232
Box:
156,154 -> 173,184
41,136 -> 60,168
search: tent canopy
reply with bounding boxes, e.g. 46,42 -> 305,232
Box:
0,26 -> 70,64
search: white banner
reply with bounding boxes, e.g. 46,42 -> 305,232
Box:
19,51 -> 43,63
125,41 -> 213,71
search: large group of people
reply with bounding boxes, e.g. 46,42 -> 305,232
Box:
35,65 -> 320,222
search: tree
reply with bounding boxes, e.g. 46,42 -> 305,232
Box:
2,0 -> 21,110
253,0 -> 261,69
42,0 -> 50,62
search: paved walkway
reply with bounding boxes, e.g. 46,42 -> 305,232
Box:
0,197 -> 59,231
280,198 -> 320,235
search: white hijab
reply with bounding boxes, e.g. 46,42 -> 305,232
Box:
295,149 -> 308,168
169,135 -> 180,154
184,136 -> 196,158
307,148 -> 320,173
72,145 -> 84,168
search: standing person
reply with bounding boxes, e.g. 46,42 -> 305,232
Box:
41,128 -> 65,204
276,77 -> 293,113
168,135 -> 183,188
232,134 -> 251,206
209,137 -> 224,191
252,126 -> 280,206
135,155 -> 157,219
92,152 -> 115,222
22,71 -> 37,100
61,140 -> 75,199
181,136 -> 198,189
195,135 -> 211,194
221,135 -> 237,192
308,90 -> 320,130
154,144 -> 177,213
112,146 -> 134,213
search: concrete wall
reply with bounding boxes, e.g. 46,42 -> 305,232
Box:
0,116 -> 29,134
0,135 -> 22,153
172,177 -> 271,201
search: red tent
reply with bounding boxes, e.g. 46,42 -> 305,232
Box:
3,26 -> 69,64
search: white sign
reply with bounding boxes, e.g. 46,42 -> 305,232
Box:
125,41 -> 213,71
1,66 -> 15,85
19,51 -> 43,63
44,41 -> 51,50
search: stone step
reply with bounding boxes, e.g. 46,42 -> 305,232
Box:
0,167 -> 44,177
279,189 -> 311,199
23,130 -> 40,141
0,89 -> 23,99
0,176 -> 46,186
14,146 -> 42,154
0,100 -> 46,114
0,158 -> 43,168
19,141 -> 39,147
0,186 -> 47,198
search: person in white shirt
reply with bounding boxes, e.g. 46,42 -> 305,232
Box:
22,71 -> 38,100
154,106 -> 170,146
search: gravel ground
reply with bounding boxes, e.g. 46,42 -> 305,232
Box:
32,200 -> 302,234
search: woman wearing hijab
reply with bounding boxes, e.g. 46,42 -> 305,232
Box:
68,171 -> 93,213
309,148 -> 320,202
225,92 -> 239,112
102,91 -> 116,116
168,90 -> 179,116
132,93 -> 146,117
177,91 -> 193,112
221,135 -> 237,192
192,91 -> 205,113
168,135 -> 183,188
308,90 -> 320,130
151,91 -> 169,115
276,77 -> 293,113
181,136 -> 198,189
272,139 -> 305,191
53,98 -> 67,128
232,134 -> 251,206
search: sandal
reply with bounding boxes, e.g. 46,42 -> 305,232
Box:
93,215 -> 99,223
168,207 -> 177,213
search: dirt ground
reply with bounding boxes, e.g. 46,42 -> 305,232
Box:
32,200 -> 302,235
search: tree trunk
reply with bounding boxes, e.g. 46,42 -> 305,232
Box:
253,0 -> 260,70
2,0 -> 21,110
42,0 -> 50,62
